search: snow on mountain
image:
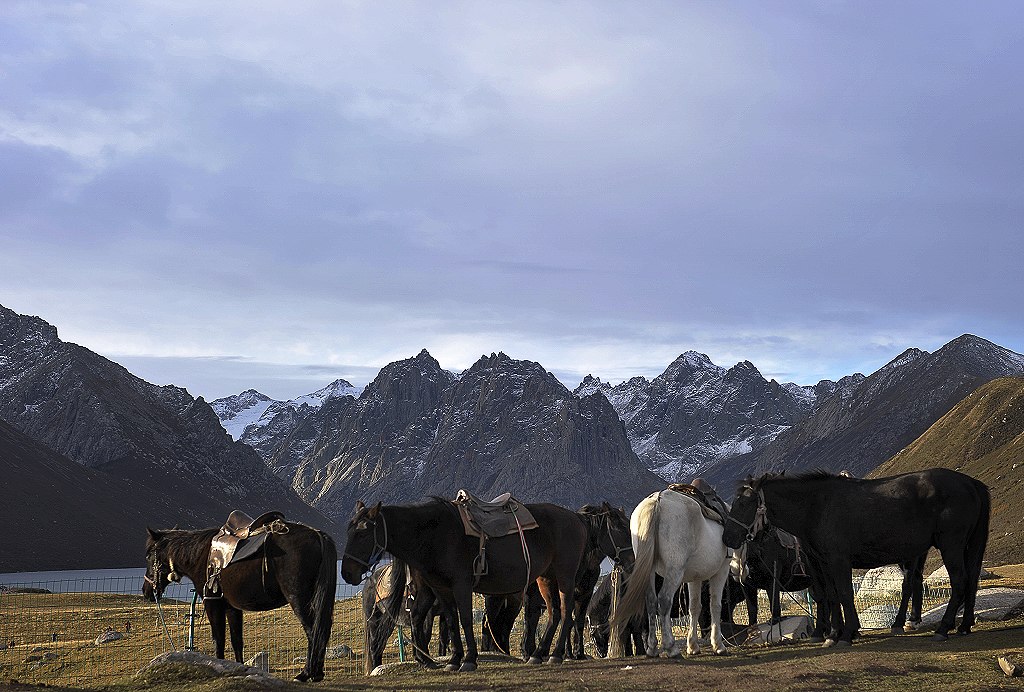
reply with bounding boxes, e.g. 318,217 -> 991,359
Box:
212,379 -> 361,440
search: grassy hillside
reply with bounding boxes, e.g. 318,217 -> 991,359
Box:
870,376 -> 1024,567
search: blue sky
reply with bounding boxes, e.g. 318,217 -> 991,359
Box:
2,2 -> 1023,400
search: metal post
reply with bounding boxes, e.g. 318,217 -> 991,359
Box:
397,626 -> 406,662
187,589 -> 199,651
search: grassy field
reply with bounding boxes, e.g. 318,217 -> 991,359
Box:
1,567 -> 1022,691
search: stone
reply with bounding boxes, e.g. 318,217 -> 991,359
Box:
96,630 -> 125,644
858,603 -> 900,629
918,588 -> 1024,627
926,565 -> 994,586
858,565 -> 906,595
326,644 -> 354,660
745,616 -> 810,645
139,651 -> 285,687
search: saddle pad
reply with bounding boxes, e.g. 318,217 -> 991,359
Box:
453,490 -> 538,539
666,484 -> 726,525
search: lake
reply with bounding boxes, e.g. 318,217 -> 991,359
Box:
0,564 -> 363,601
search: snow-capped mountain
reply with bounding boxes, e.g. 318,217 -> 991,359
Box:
574,351 -> 860,482
702,334 -> 1024,487
212,379 -> 361,440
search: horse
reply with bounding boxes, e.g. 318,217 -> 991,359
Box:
518,503 -> 634,660
143,522 -> 337,682
892,553 -> 927,633
587,572 -> 648,657
361,560 -> 451,674
340,498 -> 588,672
609,489 -> 733,657
722,469 -> 990,645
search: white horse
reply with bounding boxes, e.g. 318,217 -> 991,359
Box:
610,490 -> 732,657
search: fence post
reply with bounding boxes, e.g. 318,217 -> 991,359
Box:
187,589 -> 199,651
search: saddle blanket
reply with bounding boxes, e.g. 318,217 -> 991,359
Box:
206,510 -> 287,597
666,483 -> 728,525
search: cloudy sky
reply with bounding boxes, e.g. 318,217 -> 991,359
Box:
2,2 -> 1023,401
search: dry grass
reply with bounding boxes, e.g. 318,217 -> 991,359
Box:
2,574 -> 1023,692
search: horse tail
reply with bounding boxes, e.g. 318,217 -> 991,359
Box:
609,492 -> 659,649
310,529 -> 338,675
966,481 -> 991,594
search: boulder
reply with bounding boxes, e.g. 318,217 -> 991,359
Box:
139,651 -> 285,687
745,616 -> 810,645
326,644 -> 354,660
926,565 -> 994,585
96,630 -> 125,644
858,565 -> 905,595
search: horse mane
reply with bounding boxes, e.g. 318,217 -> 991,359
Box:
751,469 -> 844,489
155,527 -> 219,567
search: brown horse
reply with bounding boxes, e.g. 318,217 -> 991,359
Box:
143,522 -> 337,682
340,498 -> 587,672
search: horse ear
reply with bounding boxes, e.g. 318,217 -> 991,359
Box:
367,501 -> 382,519
601,501 -> 613,512
146,527 -> 161,543
355,500 -> 365,513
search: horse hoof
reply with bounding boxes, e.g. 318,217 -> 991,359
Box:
956,629 -> 971,636
931,633 -> 949,642
527,656 -> 543,665
835,640 -> 853,648
547,656 -> 563,665
809,635 -> 825,644
459,662 -> 477,672
821,639 -> 836,648
890,627 -> 905,635
714,649 -> 729,656
444,663 -> 459,672
293,673 -> 310,682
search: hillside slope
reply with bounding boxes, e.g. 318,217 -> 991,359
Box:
870,376 -> 1024,566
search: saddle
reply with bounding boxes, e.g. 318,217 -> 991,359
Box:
206,510 -> 288,598
666,483 -> 729,525
772,527 -> 809,578
453,490 -> 538,578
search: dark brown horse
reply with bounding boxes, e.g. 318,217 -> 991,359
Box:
722,469 -> 989,645
340,498 -> 588,672
143,523 -> 337,682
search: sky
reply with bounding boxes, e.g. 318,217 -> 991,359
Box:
2,2 -> 1023,402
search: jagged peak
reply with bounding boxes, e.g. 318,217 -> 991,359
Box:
661,350 -> 725,381
880,347 -> 928,372
726,360 -> 762,378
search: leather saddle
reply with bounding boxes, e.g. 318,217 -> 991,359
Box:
206,510 -> 288,597
453,490 -> 538,579
666,483 -> 729,525
453,489 -> 538,539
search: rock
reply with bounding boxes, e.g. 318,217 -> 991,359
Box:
919,588 -> 1024,627
96,630 -> 125,644
858,603 -> 900,629
326,644 -> 354,660
745,616 -> 810,645
246,651 -> 270,672
139,651 -> 285,687
858,565 -> 906,595
926,565 -> 994,585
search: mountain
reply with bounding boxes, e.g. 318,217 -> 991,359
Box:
575,351 -> 863,482
0,304 -> 341,554
869,376 -> 1024,566
0,417 -> 183,571
702,334 -> 1024,488
272,350 -> 665,523
211,379 -> 361,440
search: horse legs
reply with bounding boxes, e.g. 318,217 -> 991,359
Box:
892,554 -> 925,633
454,587 -> 479,672
655,573 -> 684,658
522,585 -> 543,661
530,578 -> 562,663
408,589 -> 439,668
226,607 -> 244,663
705,566 -> 729,655
934,540 -> 970,640
830,563 -> 860,646
204,599 -> 228,660
571,590 -> 594,659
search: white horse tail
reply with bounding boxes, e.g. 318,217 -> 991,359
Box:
609,492 -> 660,647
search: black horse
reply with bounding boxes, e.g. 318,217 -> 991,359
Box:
520,503 -> 634,660
723,469 -> 989,645
892,553 -> 927,633
341,498 -> 589,672
143,522 -> 337,682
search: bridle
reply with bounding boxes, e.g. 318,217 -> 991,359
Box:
143,548 -> 180,600
725,487 -> 768,542
343,511 -> 389,580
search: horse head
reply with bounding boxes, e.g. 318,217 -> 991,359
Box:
578,502 -> 635,571
142,528 -> 180,601
722,477 -> 766,549
341,500 -> 387,586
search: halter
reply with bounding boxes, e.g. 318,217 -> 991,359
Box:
143,550 -> 181,599
602,511 -> 633,566
344,510 -> 389,580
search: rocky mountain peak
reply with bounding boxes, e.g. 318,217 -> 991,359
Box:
0,305 -> 60,353
660,351 -> 725,383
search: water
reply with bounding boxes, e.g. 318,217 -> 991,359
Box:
0,563 -> 362,601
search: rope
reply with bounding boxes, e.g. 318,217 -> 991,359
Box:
153,592 -> 176,652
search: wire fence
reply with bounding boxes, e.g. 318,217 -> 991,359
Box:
0,570 -> 955,687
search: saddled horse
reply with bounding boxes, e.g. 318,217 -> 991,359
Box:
143,522 -> 337,682
609,490 -> 732,657
340,499 -> 588,672
518,503 -> 634,660
722,469 -> 989,644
